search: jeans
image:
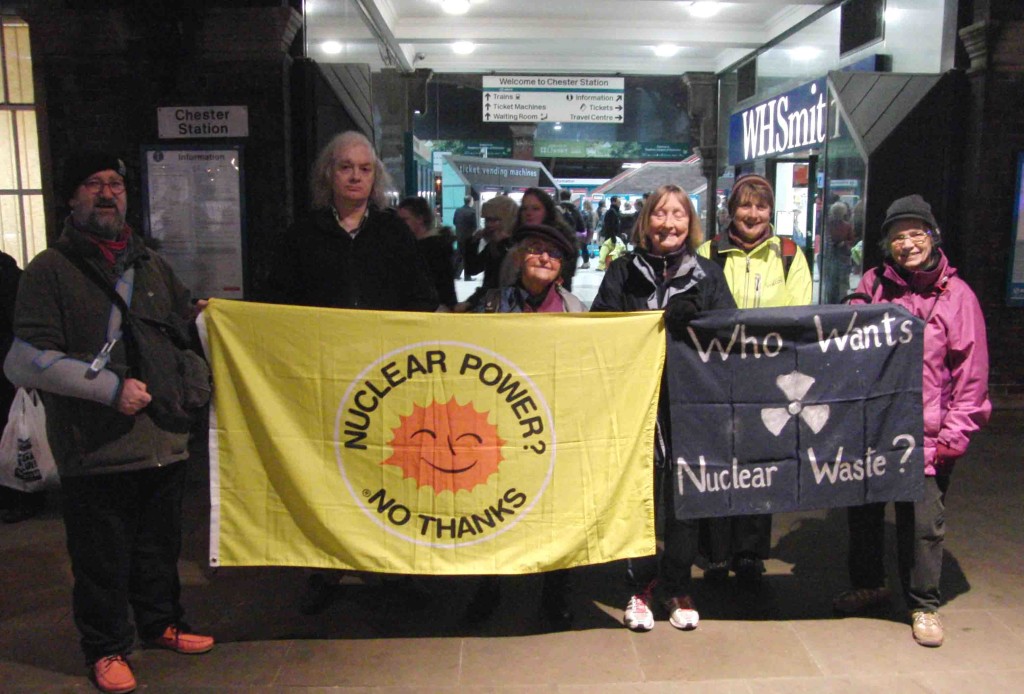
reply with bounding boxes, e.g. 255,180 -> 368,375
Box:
61,461 -> 188,663
847,474 -> 950,612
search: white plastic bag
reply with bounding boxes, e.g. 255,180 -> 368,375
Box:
0,388 -> 59,492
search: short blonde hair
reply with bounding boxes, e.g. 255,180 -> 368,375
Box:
634,184 -> 703,253
480,195 -> 519,237
310,131 -> 393,209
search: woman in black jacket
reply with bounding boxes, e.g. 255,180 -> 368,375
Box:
591,184 -> 735,633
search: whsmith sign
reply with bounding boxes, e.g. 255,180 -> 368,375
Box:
728,78 -> 829,165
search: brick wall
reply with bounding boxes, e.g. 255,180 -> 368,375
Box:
959,19 -> 1024,407
26,6 -> 300,299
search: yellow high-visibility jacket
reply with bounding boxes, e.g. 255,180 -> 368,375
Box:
697,233 -> 812,308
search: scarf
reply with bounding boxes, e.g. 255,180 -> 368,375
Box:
727,223 -> 773,252
83,227 -> 131,267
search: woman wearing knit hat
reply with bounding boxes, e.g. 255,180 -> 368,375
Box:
696,173 -> 812,589
834,194 -> 990,648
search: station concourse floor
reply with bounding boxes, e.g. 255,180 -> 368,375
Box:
2,265 -> 1022,694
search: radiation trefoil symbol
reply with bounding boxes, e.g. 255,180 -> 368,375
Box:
760,370 -> 829,436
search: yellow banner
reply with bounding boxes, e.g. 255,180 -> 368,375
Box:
201,299 -> 663,575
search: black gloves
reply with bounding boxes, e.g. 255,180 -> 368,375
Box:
664,292 -> 702,341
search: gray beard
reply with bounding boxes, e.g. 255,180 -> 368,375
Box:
83,210 -> 125,239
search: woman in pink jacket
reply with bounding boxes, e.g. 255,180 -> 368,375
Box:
834,194 -> 991,648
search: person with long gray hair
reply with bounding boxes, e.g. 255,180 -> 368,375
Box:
265,131 -> 438,614
265,130 -> 436,311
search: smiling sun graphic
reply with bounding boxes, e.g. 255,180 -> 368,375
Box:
382,398 -> 506,494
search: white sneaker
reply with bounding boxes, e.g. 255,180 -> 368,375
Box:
623,581 -> 656,631
664,594 -> 699,630
911,610 -> 944,647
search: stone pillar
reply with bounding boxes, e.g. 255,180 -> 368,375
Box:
957,11 -> 1024,407
682,72 -> 719,236
510,124 -> 537,161
374,68 -> 433,198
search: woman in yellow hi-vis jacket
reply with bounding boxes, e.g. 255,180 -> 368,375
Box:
695,174 -> 812,590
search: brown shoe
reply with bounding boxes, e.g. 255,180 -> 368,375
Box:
149,625 -> 215,654
833,586 -> 891,615
92,654 -> 136,694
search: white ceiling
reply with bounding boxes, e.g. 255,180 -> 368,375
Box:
304,0 -> 835,76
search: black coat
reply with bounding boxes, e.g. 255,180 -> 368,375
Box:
266,206 -> 438,311
590,250 -> 736,313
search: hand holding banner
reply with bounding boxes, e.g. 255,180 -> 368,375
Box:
201,300 -> 663,574
666,304 -> 925,519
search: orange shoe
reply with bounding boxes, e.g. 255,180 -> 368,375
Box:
149,625 -> 215,654
92,654 -> 136,694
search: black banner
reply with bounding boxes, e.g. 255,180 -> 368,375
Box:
667,304 -> 924,519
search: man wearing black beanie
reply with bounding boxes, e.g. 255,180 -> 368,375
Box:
4,150 -> 215,693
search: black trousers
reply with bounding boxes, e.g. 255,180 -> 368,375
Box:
846,474 -> 950,613
705,513 -> 772,564
629,463 -> 699,597
61,461 -> 188,663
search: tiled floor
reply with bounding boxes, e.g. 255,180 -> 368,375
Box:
2,279 -> 1021,692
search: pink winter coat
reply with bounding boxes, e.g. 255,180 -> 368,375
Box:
853,250 -> 990,475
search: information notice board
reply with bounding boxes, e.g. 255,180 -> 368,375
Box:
142,145 -> 245,299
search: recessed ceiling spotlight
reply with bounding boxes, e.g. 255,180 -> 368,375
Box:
884,7 -> 904,22
653,44 -> 680,58
687,2 -> 721,18
452,41 -> 476,55
441,0 -> 471,15
789,46 -> 822,61
321,41 -> 343,55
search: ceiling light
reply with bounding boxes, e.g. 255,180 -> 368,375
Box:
789,46 -> 822,61
441,0 -> 471,15
884,7 -> 904,22
321,41 -> 343,55
553,122 -> 562,131
452,41 -> 476,55
687,2 -> 721,18
653,44 -> 680,58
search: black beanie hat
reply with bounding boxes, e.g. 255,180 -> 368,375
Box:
63,151 -> 127,201
881,194 -> 938,236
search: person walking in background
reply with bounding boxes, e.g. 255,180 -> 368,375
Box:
453,195 -> 478,280
602,196 -> 622,246
517,187 -> 576,290
397,196 -> 457,309
592,184 -> 735,633
457,194 -> 519,311
582,199 -> 597,244
596,223 -> 627,271
835,194 -> 990,648
4,151 -> 214,694
558,189 -> 590,269
696,173 -> 812,589
824,200 -> 856,303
